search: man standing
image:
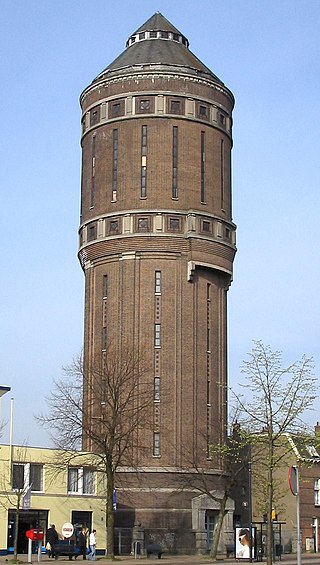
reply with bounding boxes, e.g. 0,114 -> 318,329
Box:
88,530 -> 96,561
46,524 -> 59,558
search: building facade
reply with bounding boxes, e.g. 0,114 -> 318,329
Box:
0,444 -> 106,555
78,13 -> 236,553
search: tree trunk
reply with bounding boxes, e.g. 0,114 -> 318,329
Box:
210,492 -> 228,559
105,466 -> 114,559
14,496 -> 20,561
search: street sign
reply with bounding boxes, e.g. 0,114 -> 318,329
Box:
62,523 -> 74,539
288,465 -> 299,496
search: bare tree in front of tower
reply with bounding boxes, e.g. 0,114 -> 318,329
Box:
176,418 -> 250,559
38,345 -> 152,559
233,340 -> 316,565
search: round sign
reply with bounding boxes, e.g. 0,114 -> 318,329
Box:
62,522 -> 74,539
288,465 -> 299,496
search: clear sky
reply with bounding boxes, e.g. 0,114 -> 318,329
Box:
1,0 -> 319,446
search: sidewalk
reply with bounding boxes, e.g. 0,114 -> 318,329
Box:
1,554 -> 318,565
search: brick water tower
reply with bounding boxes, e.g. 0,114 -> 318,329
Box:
78,12 -> 236,552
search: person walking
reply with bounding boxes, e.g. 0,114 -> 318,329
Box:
78,528 -> 88,560
88,530 -> 96,561
46,524 -> 59,559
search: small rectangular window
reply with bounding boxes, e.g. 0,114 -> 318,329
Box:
12,464 -> 24,490
102,327 -> 107,350
30,464 -> 43,492
154,377 -> 160,402
153,432 -> 160,456
154,324 -> 161,347
103,275 -> 108,298
155,271 -> 161,294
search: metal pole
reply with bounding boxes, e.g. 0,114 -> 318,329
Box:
9,397 -> 14,484
297,470 -> 301,565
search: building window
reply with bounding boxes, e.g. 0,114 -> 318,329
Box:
140,99 -> 150,111
155,271 -> 161,294
68,467 -> 95,495
112,103 -> 121,116
154,377 -> 160,402
221,139 -> 225,210
139,32 -> 145,40
202,220 -> 211,233
12,464 -> 24,490
112,129 -> 118,200
102,326 -> 107,351
12,463 -> 43,492
87,222 -> 97,241
169,217 -> 180,231
141,126 -> 147,197
153,432 -> 160,456
160,31 -> 169,39
172,126 -> 178,198
199,104 -> 208,118
150,31 -> 157,38
201,131 -> 205,203
109,219 -> 119,234
154,324 -> 161,347
30,464 -> 43,491
137,217 -> 149,231
103,275 -> 108,298
170,100 -> 182,114
91,135 -> 96,208
315,480 -> 320,505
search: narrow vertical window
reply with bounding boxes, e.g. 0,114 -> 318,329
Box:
172,126 -> 178,198
220,139 -> 224,210
153,432 -> 160,456
103,275 -> 108,298
102,327 -> 107,351
141,125 -> 147,198
154,377 -> 160,402
155,271 -> 161,294
201,131 -> 205,203
91,134 -> 96,208
154,324 -> 161,347
112,129 -> 118,201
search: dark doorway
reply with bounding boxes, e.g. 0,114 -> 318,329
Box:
7,509 -> 48,554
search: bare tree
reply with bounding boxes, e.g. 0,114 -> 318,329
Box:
0,446 -> 29,560
176,423 -> 250,559
233,340 -> 316,565
38,345 -> 152,559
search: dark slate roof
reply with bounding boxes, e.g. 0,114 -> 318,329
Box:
131,12 -> 185,42
92,12 -> 224,86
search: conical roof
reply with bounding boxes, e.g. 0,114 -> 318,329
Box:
92,12 -> 224,85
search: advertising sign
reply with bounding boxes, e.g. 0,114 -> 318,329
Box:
235,527 -> 255,559
62,523 -> 74,539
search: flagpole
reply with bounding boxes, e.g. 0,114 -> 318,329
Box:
9,397 -> 14,484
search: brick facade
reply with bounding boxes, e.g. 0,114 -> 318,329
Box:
78,13 -> 236,553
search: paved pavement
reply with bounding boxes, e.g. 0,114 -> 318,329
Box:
1,554 -> 319,565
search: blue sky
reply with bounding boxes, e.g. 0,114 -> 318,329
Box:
1,0 -> 319,446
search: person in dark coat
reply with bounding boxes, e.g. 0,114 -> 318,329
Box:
78,528 -> 88,560
46,524 -> 59,558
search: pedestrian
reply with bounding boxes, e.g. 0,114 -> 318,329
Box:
78,527 -> 88,560
88,530 -> 96,561
46,524 -> 59,559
